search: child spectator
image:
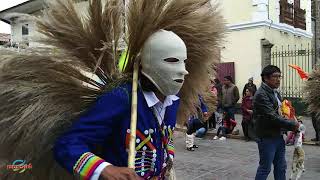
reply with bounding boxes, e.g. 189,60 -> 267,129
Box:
213,111 -> 237,140
241,87 -> 254,141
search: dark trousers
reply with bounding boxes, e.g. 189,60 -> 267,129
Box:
187,118 -> 204,135
255,137 -> 287,180
208,113 -> 216,129
222,106 -> 236,119
216,126 -> 230,137
312,113 -> 320,141
242,120 -> 249,138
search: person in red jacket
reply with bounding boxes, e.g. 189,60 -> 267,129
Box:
213,111 -> 237,140
241,87 -> 255,141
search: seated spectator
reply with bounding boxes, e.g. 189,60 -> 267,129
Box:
195,126 -> 207,138
213,111 -> 237,140
185,96 -> 208,151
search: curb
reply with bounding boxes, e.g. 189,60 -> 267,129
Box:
175,127 -> 319,146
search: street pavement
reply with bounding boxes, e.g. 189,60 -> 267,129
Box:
173,131 -> 320,180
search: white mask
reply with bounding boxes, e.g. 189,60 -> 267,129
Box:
141,30 -> 189,96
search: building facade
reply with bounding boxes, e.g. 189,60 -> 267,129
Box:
220,0 -> 313,98
312,0 -> 320,64
0,0 -> 90,48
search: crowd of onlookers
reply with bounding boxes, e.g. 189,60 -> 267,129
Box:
185,65 -> 320,179
186,74 -> 319,145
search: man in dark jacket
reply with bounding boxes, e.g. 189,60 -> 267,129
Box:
253,65 -> 299,180
242,77 -> 257,96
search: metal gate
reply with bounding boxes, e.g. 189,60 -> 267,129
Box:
271,44 -> 315,98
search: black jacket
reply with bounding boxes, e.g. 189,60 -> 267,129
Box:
253,83 -> 296,138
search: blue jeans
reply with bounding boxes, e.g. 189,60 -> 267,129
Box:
195,127 -> 207,138
255,136 -> 287,180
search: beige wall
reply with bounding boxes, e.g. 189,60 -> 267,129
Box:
221,28 -> 265,98
264,27 -> 312,48
220,0 -> 253,24
269,0 -> 280,23
220,0 -> 312,100
221,26 -> 312,100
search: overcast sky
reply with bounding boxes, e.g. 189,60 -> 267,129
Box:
0,0 -> 29,34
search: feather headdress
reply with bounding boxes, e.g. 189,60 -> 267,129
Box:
0,0 -> 224,179
304,67 -> 320,115
125,0 -> 224,124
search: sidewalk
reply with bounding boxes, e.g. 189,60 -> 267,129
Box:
176,114 -> 319,146
173,131 -> 320,180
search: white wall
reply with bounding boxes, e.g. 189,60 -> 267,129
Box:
221,27 -> 265,99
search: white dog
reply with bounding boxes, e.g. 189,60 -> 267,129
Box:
289,124 -> 305,180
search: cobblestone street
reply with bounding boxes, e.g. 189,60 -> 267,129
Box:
174,131 -> 320,180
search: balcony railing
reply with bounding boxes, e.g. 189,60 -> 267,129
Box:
280,1 -> 294,26
294,8 -> 306,30
279,0 -> 306,30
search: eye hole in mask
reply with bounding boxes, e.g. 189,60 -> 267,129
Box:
164,58 -> 180,62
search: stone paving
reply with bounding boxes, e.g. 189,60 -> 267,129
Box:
173,131 -> 320,180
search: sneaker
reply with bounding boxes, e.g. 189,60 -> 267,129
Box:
213,136 -> 219,140
286,142 -> 294,146
219,136 -> 226,140
186,147 -> 195,151
192,145 -> 199,148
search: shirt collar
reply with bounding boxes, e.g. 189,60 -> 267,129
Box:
262,82 -> 279,92
142,91 -> 179,108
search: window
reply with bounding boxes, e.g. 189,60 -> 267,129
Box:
279,0 -> 306,30
22,24 -> 29,35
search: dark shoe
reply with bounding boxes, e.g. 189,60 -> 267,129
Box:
186,147 -> 195,151
193,145 -> 199,148
245,137 -> 250,142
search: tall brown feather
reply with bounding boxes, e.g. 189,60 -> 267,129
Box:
37,0 -> 123,82
0,0 -> 124,179
304,66 -> 320,115
0,52 -> 98,179
0,0 -> 225,179
126,0 -> 225,125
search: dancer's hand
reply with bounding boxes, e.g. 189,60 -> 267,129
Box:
99,165 -> 140,180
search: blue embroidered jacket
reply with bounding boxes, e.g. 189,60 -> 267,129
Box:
53,82 -> 179,179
